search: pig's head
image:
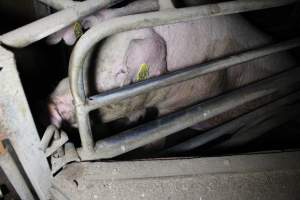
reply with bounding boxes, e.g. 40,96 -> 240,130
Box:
48,78 -> 77,128
46,9 -> 114,46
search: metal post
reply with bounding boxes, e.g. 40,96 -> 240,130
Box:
0,141 -> 35,200
0,47 -> 51,199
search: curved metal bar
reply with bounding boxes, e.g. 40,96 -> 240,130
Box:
69,0 -> 299,106
68,0 -> 300,159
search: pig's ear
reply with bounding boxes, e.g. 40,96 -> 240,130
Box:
125,36 -> 167,82
81,15 -> 99,29
63,26 -> 78,46
46,28 -> 66,45
46,25 -> 76,46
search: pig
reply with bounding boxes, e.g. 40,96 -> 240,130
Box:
48,0 -> 295,133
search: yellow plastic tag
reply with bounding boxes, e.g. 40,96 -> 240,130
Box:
136,63 -> 150,81
74,21 -> 83,39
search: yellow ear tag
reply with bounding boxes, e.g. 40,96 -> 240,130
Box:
136,63 -> 150,81
74,21 -> 83,39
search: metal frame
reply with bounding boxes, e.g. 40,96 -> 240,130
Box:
68,0 -> 300,160
0,0 -> 299,198
51,151 -> 300,200
162,91 -> 300,154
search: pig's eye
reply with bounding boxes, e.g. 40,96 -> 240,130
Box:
116,69 -> 126,77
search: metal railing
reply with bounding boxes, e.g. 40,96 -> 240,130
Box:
67,0 -> 300,160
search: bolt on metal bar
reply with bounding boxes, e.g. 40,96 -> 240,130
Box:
68,0 -> 300,159
37,0 -> 77,10
87,38 -> 300,111
90,67 -> 300,159
161,90 -> 300,155
0,0 -> 125,48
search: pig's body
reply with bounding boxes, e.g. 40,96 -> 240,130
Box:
49,10 -> 295,130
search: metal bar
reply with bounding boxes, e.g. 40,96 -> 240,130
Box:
0,47 -> 51,199
51,151 -> 300,200
37,0 -> 77,10
69,0 -> 299,106
89,68 -> 300,159
162,91 -> 300,154
0,141 -> 35,200
87,38 -> 300,111
40,125 -> 58,152
0,0 -> 125,48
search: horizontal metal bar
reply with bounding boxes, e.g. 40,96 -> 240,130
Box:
87,37 -> 300,111
69,0 -> 299,107
90,67 -> 300,159
37,0 -> 77,10
0,0 -> 125,48
162,90 -> 300,155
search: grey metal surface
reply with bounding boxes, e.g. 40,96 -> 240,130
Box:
162,91 -> 300,154
51,151 -> 300,200
68,0 -> 300,160
0,141 -> 34,200
0,46 -> 51,200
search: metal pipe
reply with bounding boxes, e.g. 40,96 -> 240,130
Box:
222,106 -> 300,148
90,68 -> 300,159
69,0 -> 299,107
87,38 -> 300,111
40,125 -> 59,152
162,90 -> 300,154
37,0 -> 77,10
0,0 -> 125,48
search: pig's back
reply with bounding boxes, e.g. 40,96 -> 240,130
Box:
154,14 -> 271,71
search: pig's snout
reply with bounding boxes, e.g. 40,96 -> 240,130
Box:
48,103 -> 63,128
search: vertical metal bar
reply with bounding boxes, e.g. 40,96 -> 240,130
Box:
0,143 -> 35,200
76,106 -> 95,159
0,47 -> 51,199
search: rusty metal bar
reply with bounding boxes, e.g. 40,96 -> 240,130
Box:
162,91 -> 300,155
68,0 -> 300,159
88,68 -> 300,159
0,0 -> 125,48
87,38 -> 300,111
